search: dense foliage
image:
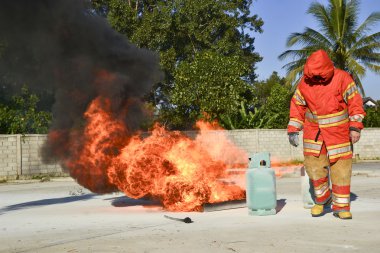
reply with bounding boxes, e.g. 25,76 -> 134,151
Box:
363,104 -> 380,127
1,1 -> 378,133
220,72 -> 292,129
0,86 -> 52,134
167,51 -> 253,128
92,0 -> 264,129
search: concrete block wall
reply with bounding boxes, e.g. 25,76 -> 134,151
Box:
225,129 -> 304,161
0,134 -> 66,180
203,129 -> 380,162
1,129 -> 379,179
353,128 -> 380,160
20,135 -> 63,176
0,135 -> 20,178
179,128 -> 380,162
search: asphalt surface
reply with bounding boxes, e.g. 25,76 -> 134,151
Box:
352,160 -> 380,173
0,162 -> 379,253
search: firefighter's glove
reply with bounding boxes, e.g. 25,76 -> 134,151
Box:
288,132 -> 299,147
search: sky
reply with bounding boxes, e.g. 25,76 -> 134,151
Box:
251,0 -> 380,100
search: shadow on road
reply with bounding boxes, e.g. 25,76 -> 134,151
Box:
351,192 -> 358,201
0,194 -> 96,215
106,196 -> 161,207
276,199 -> 286,213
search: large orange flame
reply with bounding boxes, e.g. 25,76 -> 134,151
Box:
64,96 -> 248,211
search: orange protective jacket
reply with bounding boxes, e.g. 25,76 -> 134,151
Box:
287,50 -> 366,162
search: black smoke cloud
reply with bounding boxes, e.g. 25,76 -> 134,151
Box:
0,0 -> 161,149
0,0 -> 162,192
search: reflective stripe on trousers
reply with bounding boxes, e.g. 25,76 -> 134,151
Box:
304,155 -> 352,211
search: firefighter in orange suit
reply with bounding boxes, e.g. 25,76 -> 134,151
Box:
287,49 -> 365,219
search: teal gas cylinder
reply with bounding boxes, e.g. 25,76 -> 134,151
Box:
246,152 -> 277,215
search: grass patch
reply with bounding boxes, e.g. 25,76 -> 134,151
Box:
31,174 -> 51,182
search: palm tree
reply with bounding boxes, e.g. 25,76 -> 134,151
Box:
279,0 -> 380,96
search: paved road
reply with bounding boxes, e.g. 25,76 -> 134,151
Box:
353,161 -> 380,171
0,164 -> 379,253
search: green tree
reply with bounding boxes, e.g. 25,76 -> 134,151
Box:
219,101 -> 260,130
91,0 -> 263,128
279,0 -> 380,95
363,104 -> 380,127
252,71 -> 286,108
256,83 -> 292,128
0,86 -> 52,134
167,51 -> 253,129
220,72 -> 291,129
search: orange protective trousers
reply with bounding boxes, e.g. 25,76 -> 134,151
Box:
304,154 -> 352,213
